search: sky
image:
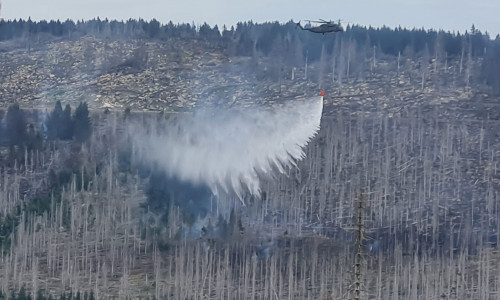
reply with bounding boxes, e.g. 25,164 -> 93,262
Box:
2,0 -> 500,37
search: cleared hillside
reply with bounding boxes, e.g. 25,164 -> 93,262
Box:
1,25 -> 500,299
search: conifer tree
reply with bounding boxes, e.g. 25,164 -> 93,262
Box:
60,104 -> 73,140
5,103 -> 27,146
46,101 -> 63,140
17,286 -> 27,300
73,102 -> 92,143
26,123 -> 43,151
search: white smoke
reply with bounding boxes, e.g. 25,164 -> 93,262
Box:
134,96 -> 323,202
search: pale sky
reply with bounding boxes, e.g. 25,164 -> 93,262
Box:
2,0 -> 500,37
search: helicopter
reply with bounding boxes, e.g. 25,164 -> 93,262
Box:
296,19 -> 344,34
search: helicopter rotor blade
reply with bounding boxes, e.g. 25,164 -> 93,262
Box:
304,19 -> 326,24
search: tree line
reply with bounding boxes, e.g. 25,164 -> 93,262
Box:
0,288 -> 96,300
0,18 -> 494,60
0,101 -> 92,149
0,287 -> 167,300
0,101 -> 93,252
1,19 -> 500,92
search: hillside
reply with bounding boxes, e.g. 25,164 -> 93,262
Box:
0,21 -> 497,118
0,22 -> 500,299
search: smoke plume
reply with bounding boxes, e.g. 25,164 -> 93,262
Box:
133,96 -> 323,203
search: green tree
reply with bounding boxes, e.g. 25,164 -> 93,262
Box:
72,102 -> 92,143
5,103 -> 27,146
481,38 -> 500,94
46,101 -> 63,140
17,286 -> 28,300
26,123 -> 43,151
36,290 -> 46,300
60,104 -> 73,140
145,170 -> 171,225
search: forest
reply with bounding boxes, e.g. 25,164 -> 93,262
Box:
0,18 -> 499,102
0,18 -> 493,58
0,18 -> 500,299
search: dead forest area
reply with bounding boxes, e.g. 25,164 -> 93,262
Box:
0,19 -> 500,112
0,20 -> 500,299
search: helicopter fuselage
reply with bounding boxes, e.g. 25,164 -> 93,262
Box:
297,22 -> 343,34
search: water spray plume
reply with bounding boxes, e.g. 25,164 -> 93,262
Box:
133,96 -> 323,204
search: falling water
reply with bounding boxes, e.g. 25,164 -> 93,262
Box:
133,96 -> 324,201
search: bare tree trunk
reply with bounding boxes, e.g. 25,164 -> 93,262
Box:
372,45 -> 377,71
459,46 -> 464,74
305,50 -> 308,80
346,42 -> 351,81
354,192 -> 365,300
397,51 -> 401,75
465,36 -> 472,90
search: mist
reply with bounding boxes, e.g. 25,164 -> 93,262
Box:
131,96 -> 323,204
